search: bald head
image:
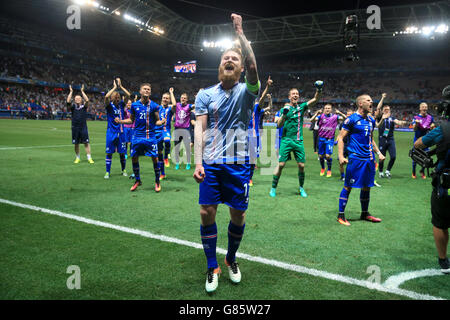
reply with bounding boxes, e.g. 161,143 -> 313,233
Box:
356,95 -> 370,107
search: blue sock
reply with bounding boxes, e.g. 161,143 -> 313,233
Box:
158,153 -> 165,175
226,221 -> 245,264
412,162 -> 416,175
320,157 -> 325,169
119,154 -> 126,171
341,171 -> 345,179
339,188 -> 351,214
360,190 -> 370,214
164,141 -> 171,159
327,158 -> 332,171
200,223 -> 218,269
132,161 -> 140,181
153,161 -> 160,183
105,154 -> 112,173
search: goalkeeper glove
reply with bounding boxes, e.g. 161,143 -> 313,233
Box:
314,80 -> 324,92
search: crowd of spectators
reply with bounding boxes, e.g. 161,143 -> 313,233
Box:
0,15 -> 448,124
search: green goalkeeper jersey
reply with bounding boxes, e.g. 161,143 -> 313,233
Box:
281,102 -> 308,141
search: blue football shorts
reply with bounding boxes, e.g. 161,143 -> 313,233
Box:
106,129 -> 126,154
199,163 -> 251,211
130,137 -> 158,158
344,157 -> 375,188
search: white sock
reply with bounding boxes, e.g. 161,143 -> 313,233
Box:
87,154 -> 92,160
76,154 -> 80,159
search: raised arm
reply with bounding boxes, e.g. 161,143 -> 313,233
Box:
259,76 -> 273,104
169,87 -> 177,115
232,14 -> 259,92
307,81 -> 323,107
375,93 -> 386,119
116,78 -> 131,98
80,84 -> 89,103
67,85 -> 73,104
105,80 -> 117,104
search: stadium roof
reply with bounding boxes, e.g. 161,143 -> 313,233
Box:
1,0 -> 449,59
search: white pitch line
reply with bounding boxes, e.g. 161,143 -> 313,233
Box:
0,198 -> 444,300
384,269 -> 445,289
0,143 -> 103,150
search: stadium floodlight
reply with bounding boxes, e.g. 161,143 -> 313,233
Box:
202,38 -> 233,50
435,24 -> 449,34
422,26 -> 435,36
74,0 -> 86,5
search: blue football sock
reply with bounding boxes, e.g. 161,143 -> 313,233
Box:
360,190 -> 370,214
158,153 -> 165,175
327,158 -> 332,171
320,157 -> 325,169
164,141 -> 171,159
339,188 -> 351,214
153,161 -> 160,183
226,221 -> 245,264
105,154 -> 112,173
200,223 -> 218,269
132,161 -> 140,181
119,154 -> 126,171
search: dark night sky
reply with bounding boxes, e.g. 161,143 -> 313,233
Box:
156,0 -> 442,24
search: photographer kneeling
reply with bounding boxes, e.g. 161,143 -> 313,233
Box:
413,87 -> 450,273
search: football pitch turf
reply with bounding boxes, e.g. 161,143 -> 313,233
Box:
0,119 -> 448,300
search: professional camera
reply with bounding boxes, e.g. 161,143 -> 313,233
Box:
343,15 -> 360,62
437,85 -> 450,120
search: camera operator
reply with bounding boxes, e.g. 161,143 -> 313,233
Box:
413,85 -> 450,273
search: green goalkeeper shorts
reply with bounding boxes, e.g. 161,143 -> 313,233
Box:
278,138 -> 305,163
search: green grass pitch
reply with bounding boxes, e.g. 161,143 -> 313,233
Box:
0,119 -> 448,300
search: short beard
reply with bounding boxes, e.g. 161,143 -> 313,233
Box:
218,65 -> 241,87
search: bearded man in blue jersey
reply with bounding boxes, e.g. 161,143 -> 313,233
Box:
193,13 -> 260,293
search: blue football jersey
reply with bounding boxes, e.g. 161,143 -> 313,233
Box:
106,101 -> 125,134
131,100 -> 160,140
159,105 -> 173,133
342,112 -> 376,161
248,103 -> 263,137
